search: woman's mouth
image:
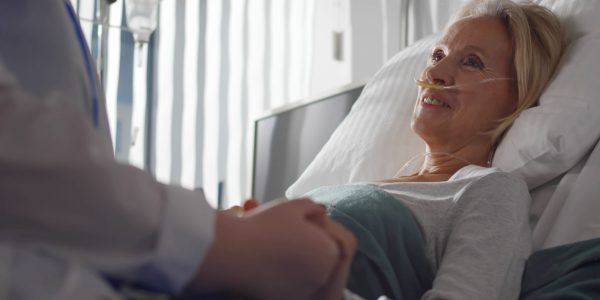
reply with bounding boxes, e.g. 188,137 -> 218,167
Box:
422,97 -> 451,108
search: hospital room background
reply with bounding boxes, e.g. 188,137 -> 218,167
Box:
69,0 -> 600,258
71,0 -> 600,253
72,0 -> 465,209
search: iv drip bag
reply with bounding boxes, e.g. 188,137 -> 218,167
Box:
125,0 -> 159,44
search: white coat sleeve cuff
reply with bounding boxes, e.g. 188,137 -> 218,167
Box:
0,244 -> 124,300
152,185 -> 216,294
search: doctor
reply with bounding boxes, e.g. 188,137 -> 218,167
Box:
0,1 -> 355,299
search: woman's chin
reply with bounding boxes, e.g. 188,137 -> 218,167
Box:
412,122 -> 451,143
412,111 -> 451,131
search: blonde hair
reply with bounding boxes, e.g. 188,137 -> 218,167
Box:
452,0 -> 564,144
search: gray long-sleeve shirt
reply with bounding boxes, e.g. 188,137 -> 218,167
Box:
372,165 -> 532,300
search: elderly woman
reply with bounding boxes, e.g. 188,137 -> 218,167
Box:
309,0 -> 564,299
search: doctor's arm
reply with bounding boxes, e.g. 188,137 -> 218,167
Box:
0,81 -> 216,293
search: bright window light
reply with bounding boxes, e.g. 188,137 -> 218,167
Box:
226,0 -> 245,205
269,0 -> 285,108
128,44 -> 148,169
105,2 -> 123,146
303,0 -> 315,95
155,0 -> 176,184
288,0 -> 306,101
203,0 -> 223,206
77,0 -> 95,47
181,0 -> 200,190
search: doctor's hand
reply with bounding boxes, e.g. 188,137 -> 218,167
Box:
189,198 -> 355,300
309,211 -> 357,300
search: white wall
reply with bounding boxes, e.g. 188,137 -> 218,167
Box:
309,0 -> 404,96
308,0 -> 463,98
309,0 -> 353,95
407,0 -> 463,45
350,0 -> 384,83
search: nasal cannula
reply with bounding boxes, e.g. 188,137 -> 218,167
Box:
414,77 -> 513,90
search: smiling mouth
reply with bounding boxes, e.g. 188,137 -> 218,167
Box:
422,97 -> 450,108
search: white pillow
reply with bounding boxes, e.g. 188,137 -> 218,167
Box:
287,0 -> 600,197
494,0 -> 600,188
286,36 -> 434,197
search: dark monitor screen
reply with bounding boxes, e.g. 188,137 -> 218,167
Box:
252,84 -> 364,202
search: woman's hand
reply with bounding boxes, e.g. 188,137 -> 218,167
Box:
220,198 -> 259,216
190,198 -> 356,300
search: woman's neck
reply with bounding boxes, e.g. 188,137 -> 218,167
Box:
419,143 -> 492,176
384,143 -> 493,183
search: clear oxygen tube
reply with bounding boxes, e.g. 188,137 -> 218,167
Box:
414,77 -> 513,90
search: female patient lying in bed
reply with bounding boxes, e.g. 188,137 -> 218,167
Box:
310,0 -> 565,299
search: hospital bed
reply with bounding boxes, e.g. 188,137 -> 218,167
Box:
252,0 -> 600,298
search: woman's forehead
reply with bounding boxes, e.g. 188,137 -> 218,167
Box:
438,16 -> 513,57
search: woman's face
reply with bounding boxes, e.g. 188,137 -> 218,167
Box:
411,16 -> 517,152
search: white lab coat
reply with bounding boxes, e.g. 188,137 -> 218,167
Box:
0,1 -> 215,298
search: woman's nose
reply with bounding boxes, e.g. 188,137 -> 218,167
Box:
424,59 -> 453,87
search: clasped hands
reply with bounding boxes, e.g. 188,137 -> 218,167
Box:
190,198 -> 357,300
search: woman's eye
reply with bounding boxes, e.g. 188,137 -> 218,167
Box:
463,55 -> 484,69
431,50 -> 445,64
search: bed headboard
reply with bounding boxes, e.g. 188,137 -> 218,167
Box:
252,81 -> 365,202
